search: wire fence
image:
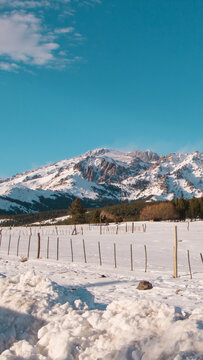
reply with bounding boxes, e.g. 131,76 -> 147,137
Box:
0,222 -> 202,277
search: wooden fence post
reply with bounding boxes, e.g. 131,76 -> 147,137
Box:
187,250 -> 192,279
57,237 -> 59,260
47,237 -> 49,259
27,234 -> 32,258
8,233 -> 11,255
72,225 -> 77,235
83,239 -> 87,263
174,226 -> 178,278
37,233 -> 41,259
98,241 -> 102,266
17,233 -> 20,256
70,239 -> 74,262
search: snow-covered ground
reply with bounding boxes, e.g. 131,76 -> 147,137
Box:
0,221 -> 202,359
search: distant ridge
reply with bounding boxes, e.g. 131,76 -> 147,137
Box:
0,148 -> 202,214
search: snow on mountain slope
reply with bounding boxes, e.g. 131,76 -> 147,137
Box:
123,151 -> 203,201
0,149 -> 202,213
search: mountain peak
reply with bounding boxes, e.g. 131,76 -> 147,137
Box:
0,148 -> 202,214
84,148 -> 110,157
129,150 -> 160,162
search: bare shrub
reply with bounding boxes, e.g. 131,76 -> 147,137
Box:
140,202 -> 178,221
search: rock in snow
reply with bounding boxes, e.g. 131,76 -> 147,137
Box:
136,280 -> 153,290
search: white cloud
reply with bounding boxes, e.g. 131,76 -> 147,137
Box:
54,27 -> 74,34
0,0 -> 102,71
0,0 -> 52,9
0,0 -> 101,9
0,62 -> 19,71
0,12 -> 59,68
0,0 -> 72,10
81,0 -> 101,6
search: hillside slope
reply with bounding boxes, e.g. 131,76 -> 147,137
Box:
0,148 -> 202,213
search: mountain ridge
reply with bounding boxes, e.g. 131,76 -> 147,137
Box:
0,148 -> 202,214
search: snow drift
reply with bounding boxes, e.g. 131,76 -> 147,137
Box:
0,272 -> 202,360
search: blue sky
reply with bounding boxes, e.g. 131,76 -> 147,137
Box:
0,0 -> 203,177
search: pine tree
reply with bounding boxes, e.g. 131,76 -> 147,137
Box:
93,209 -> 101,223
174,197 -> 187,220
188,198 -> 200,220
69,199 -> 86,224
200,197 -> 203,219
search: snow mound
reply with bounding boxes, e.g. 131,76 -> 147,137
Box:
0,272 -> 203,359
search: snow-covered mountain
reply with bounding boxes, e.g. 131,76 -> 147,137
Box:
0,148 -> 202,213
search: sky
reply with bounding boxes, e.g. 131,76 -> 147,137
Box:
0,0 -> 203,178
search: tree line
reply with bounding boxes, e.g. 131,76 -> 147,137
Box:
0,197 -> 202,227
63,197 -> 203,225
0,208 -> 68,227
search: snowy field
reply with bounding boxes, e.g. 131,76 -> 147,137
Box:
0,221 -> 202,359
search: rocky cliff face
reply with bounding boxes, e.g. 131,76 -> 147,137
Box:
0,148 -> 202,213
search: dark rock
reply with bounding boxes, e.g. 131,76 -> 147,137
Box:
136,280 -> 153,290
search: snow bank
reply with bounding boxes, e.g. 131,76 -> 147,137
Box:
0,272 -> 202,359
